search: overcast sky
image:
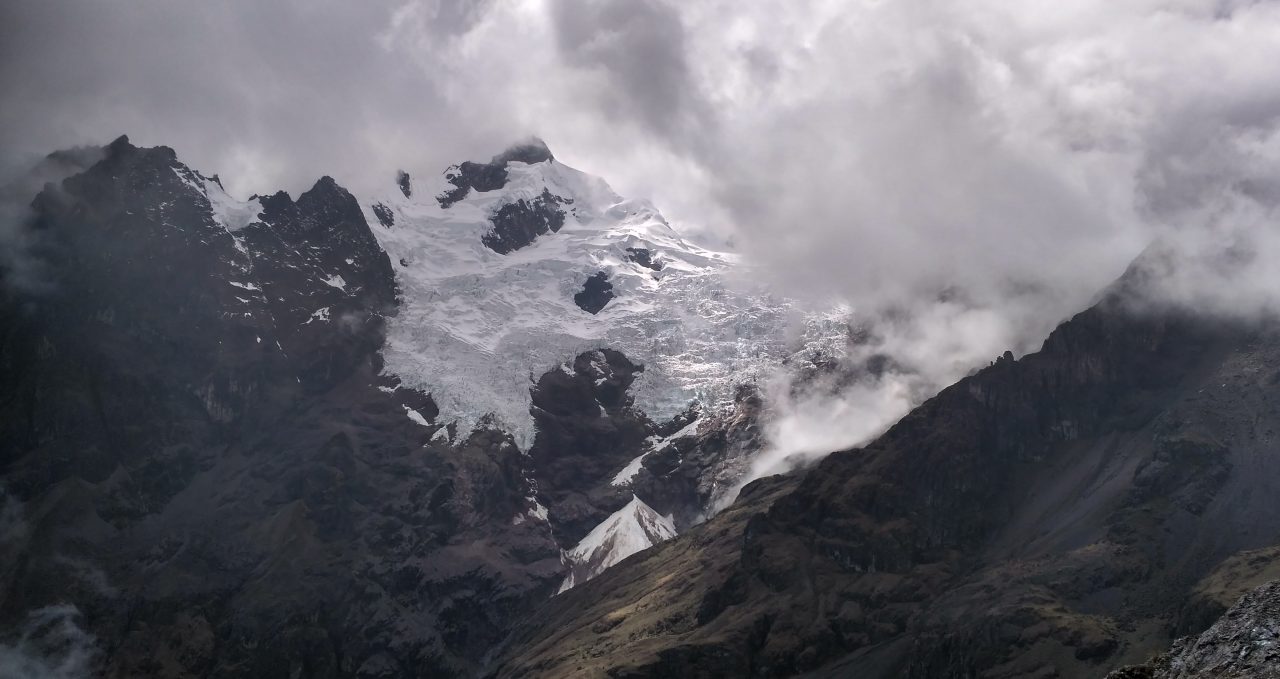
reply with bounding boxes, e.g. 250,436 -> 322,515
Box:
5,0 -> 1280,324
6,0 -> 1280,481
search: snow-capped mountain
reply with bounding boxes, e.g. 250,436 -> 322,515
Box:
126,136 -> 850,589
0,135 -> 856,676
356,140 -> 841,449
8,135 -> 1278,679
336,140 -> 857,589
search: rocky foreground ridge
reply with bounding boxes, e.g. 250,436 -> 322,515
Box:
1109,579 -> 1280,678
489,251 -> 1280,677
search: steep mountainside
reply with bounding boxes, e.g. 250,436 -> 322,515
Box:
8,135 -> 1277,679
357,139 -> 847,449
491,256 -> 1280,678
0,137 -> 611,677
0,136 -> 829,675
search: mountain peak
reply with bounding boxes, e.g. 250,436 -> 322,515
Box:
308,175 -> 342,193
107,133 -> 132,151
492,137 -> 554,165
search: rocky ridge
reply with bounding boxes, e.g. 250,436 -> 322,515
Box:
489,253 -> 1280,678
1109,580 -> 1280,678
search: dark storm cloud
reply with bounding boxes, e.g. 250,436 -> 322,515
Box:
548,0 -> 708,142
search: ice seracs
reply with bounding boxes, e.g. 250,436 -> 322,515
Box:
360,142 -> 849,448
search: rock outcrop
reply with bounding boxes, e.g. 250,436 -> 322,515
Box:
436,138 -> 555,209
625,247 -> 662,271
1109,580 -> 1280,678
481,188 -> 569,255
572,271 -> 614,314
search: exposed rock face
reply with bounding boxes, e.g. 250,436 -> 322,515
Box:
396,170 -> 412,198
0,138 -> 566,677
629,384 -> 766,528
438,160 -> 508,209
0,135 -> 777,679
481,188 -> 569,255
371,201 -> 394,227
522,353 -> 771,591
1109,580 -> 1280,678
436,138 -> 555,209
573,271 -> 614,314
526,349 -> 651,547
491,258 -> 1280,678
625,247 -> 662,271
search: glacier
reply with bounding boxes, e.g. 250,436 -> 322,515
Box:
359,148 -> 850,448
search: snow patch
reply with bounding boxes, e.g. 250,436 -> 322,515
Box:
610,417 -> 702,487
556,495 -> 676,593
171,167 -> 263,232
513,496 -> 550,526
204,179 -> 262,232
404,406 -> 430,427
610,454 -> 647,487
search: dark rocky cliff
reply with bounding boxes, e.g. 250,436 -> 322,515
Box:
1109,579 -> 1280,678
0,138 -> 567,677
0,136 -> 758,677
490,256 -> 1280,678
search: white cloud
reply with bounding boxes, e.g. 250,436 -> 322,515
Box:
6,0 -> 1280,486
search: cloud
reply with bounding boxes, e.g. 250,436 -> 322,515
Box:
6,0 -> 1280,489
549,0 -> 706,141
0,146 -> 104,294
0,0 -> 505,197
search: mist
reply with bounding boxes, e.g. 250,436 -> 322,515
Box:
6,1 -> 1278,301
6,0 -> 1280,492
0,606 -> 97,679
0,146 -> 104,295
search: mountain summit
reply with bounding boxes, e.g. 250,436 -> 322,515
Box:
361,141 -> 843,449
